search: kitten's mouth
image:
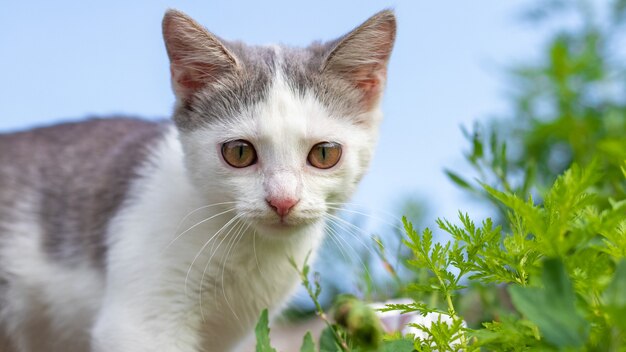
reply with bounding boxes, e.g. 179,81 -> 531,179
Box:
252,214 -> 319,235
259,217 -> 302,229
262,221 -> 294,230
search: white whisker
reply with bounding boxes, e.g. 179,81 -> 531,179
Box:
325,217 -> 374,283
199,216 -> 244,322
324,224 -> 351,263
326,201 -> 401,220
220,220 -> 251,328
172,202 -> 238,236
253,229 -> 262,276
326,205 -> 403,232
184,213 -> 241,298
325,213 -> 378,258
167,207 -> 237,249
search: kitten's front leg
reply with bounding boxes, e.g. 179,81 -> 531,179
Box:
91,302 -> 198,352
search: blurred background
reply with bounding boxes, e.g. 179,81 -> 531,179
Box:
2,0 -> 624,318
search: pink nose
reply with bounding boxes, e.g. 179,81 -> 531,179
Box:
267,197 -> 299,217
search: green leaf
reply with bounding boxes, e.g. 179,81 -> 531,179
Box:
508,258 -> 589,348
444,169 -> 473,190
382,338 -> 415,352
255,309 -> 277,352
300,332 -> 316,352
470,128 -> 484,163
319,325 -> 343,352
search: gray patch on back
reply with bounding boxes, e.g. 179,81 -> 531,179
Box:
0,118 -> 166,267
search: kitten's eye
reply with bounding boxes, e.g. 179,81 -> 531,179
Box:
308,142 -> 342,169
221,140 -> 257,168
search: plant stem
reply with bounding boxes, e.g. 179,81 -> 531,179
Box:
292,257 -> 350,352
304,279 -> 350,351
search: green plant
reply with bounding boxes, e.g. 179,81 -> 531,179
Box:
446,0 -> 626,220
392,162 -> 626,350
256,162 -> 626,351
255,254 -> 414,352
255,1 -> 626,350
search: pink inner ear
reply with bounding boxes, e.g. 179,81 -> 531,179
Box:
176,68 -> 208,90
356,76 -> 380,93
358,78 -> 380,108
171,61 -> 220,100
352,67 -> 385,110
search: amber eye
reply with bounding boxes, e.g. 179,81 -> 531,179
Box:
221,140 -> 257,168
308,142 -> 342,169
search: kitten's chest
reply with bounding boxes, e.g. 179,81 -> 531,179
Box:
193,233 -> 308,311
186,236 -> 310,351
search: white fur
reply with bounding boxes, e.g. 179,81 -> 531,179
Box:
0,197 -> 103,351
90,73 -> 380,351
0,71 -> 383,352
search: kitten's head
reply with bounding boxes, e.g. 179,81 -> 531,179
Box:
162,9 -> 395,237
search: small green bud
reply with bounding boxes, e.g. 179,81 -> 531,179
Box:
332,295 -> 383,350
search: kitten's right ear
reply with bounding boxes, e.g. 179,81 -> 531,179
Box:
162,9 -> 239,102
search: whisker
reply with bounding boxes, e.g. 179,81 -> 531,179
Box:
325,204 -> 411,279
172,201 -> 239,236
324,224 -> 351,263
326,201 -> 400,220
220,220 -> 251,328
167,207 -> 237,249
184,214 -> 241,298
199,216 -> 245,322
325,214 -> 378,258
326,205 -> 403,232
325,217 -> 375,283
218,220 -> 247,294
253,229 -> 262,276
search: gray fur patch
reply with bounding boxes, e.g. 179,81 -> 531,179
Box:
172,42 -> 276,131
0,118 -> 166,267
173,39 -> 366,130
279,42 -> 367,119
163,8 -> 363,130
172,10 -> 396,130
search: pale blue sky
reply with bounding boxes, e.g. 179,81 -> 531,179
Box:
0,0 -> 547,225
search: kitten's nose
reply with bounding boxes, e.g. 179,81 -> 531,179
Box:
266,197 -> 299,217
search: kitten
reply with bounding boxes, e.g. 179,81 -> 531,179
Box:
0,9 -> 395,352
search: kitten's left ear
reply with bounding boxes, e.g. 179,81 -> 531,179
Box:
322,10 -> 396,110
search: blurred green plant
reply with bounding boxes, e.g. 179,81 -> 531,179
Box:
428,0 -> 626,349
441,0 -> 626,338
257,254 -> 413,352
446,0 -> 626,216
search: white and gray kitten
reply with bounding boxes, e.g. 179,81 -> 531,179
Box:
0,9 -> 395,352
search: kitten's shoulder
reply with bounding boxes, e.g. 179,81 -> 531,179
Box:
0,117 -> 171,266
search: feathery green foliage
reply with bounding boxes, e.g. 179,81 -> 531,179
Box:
390,162 -> 626,350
